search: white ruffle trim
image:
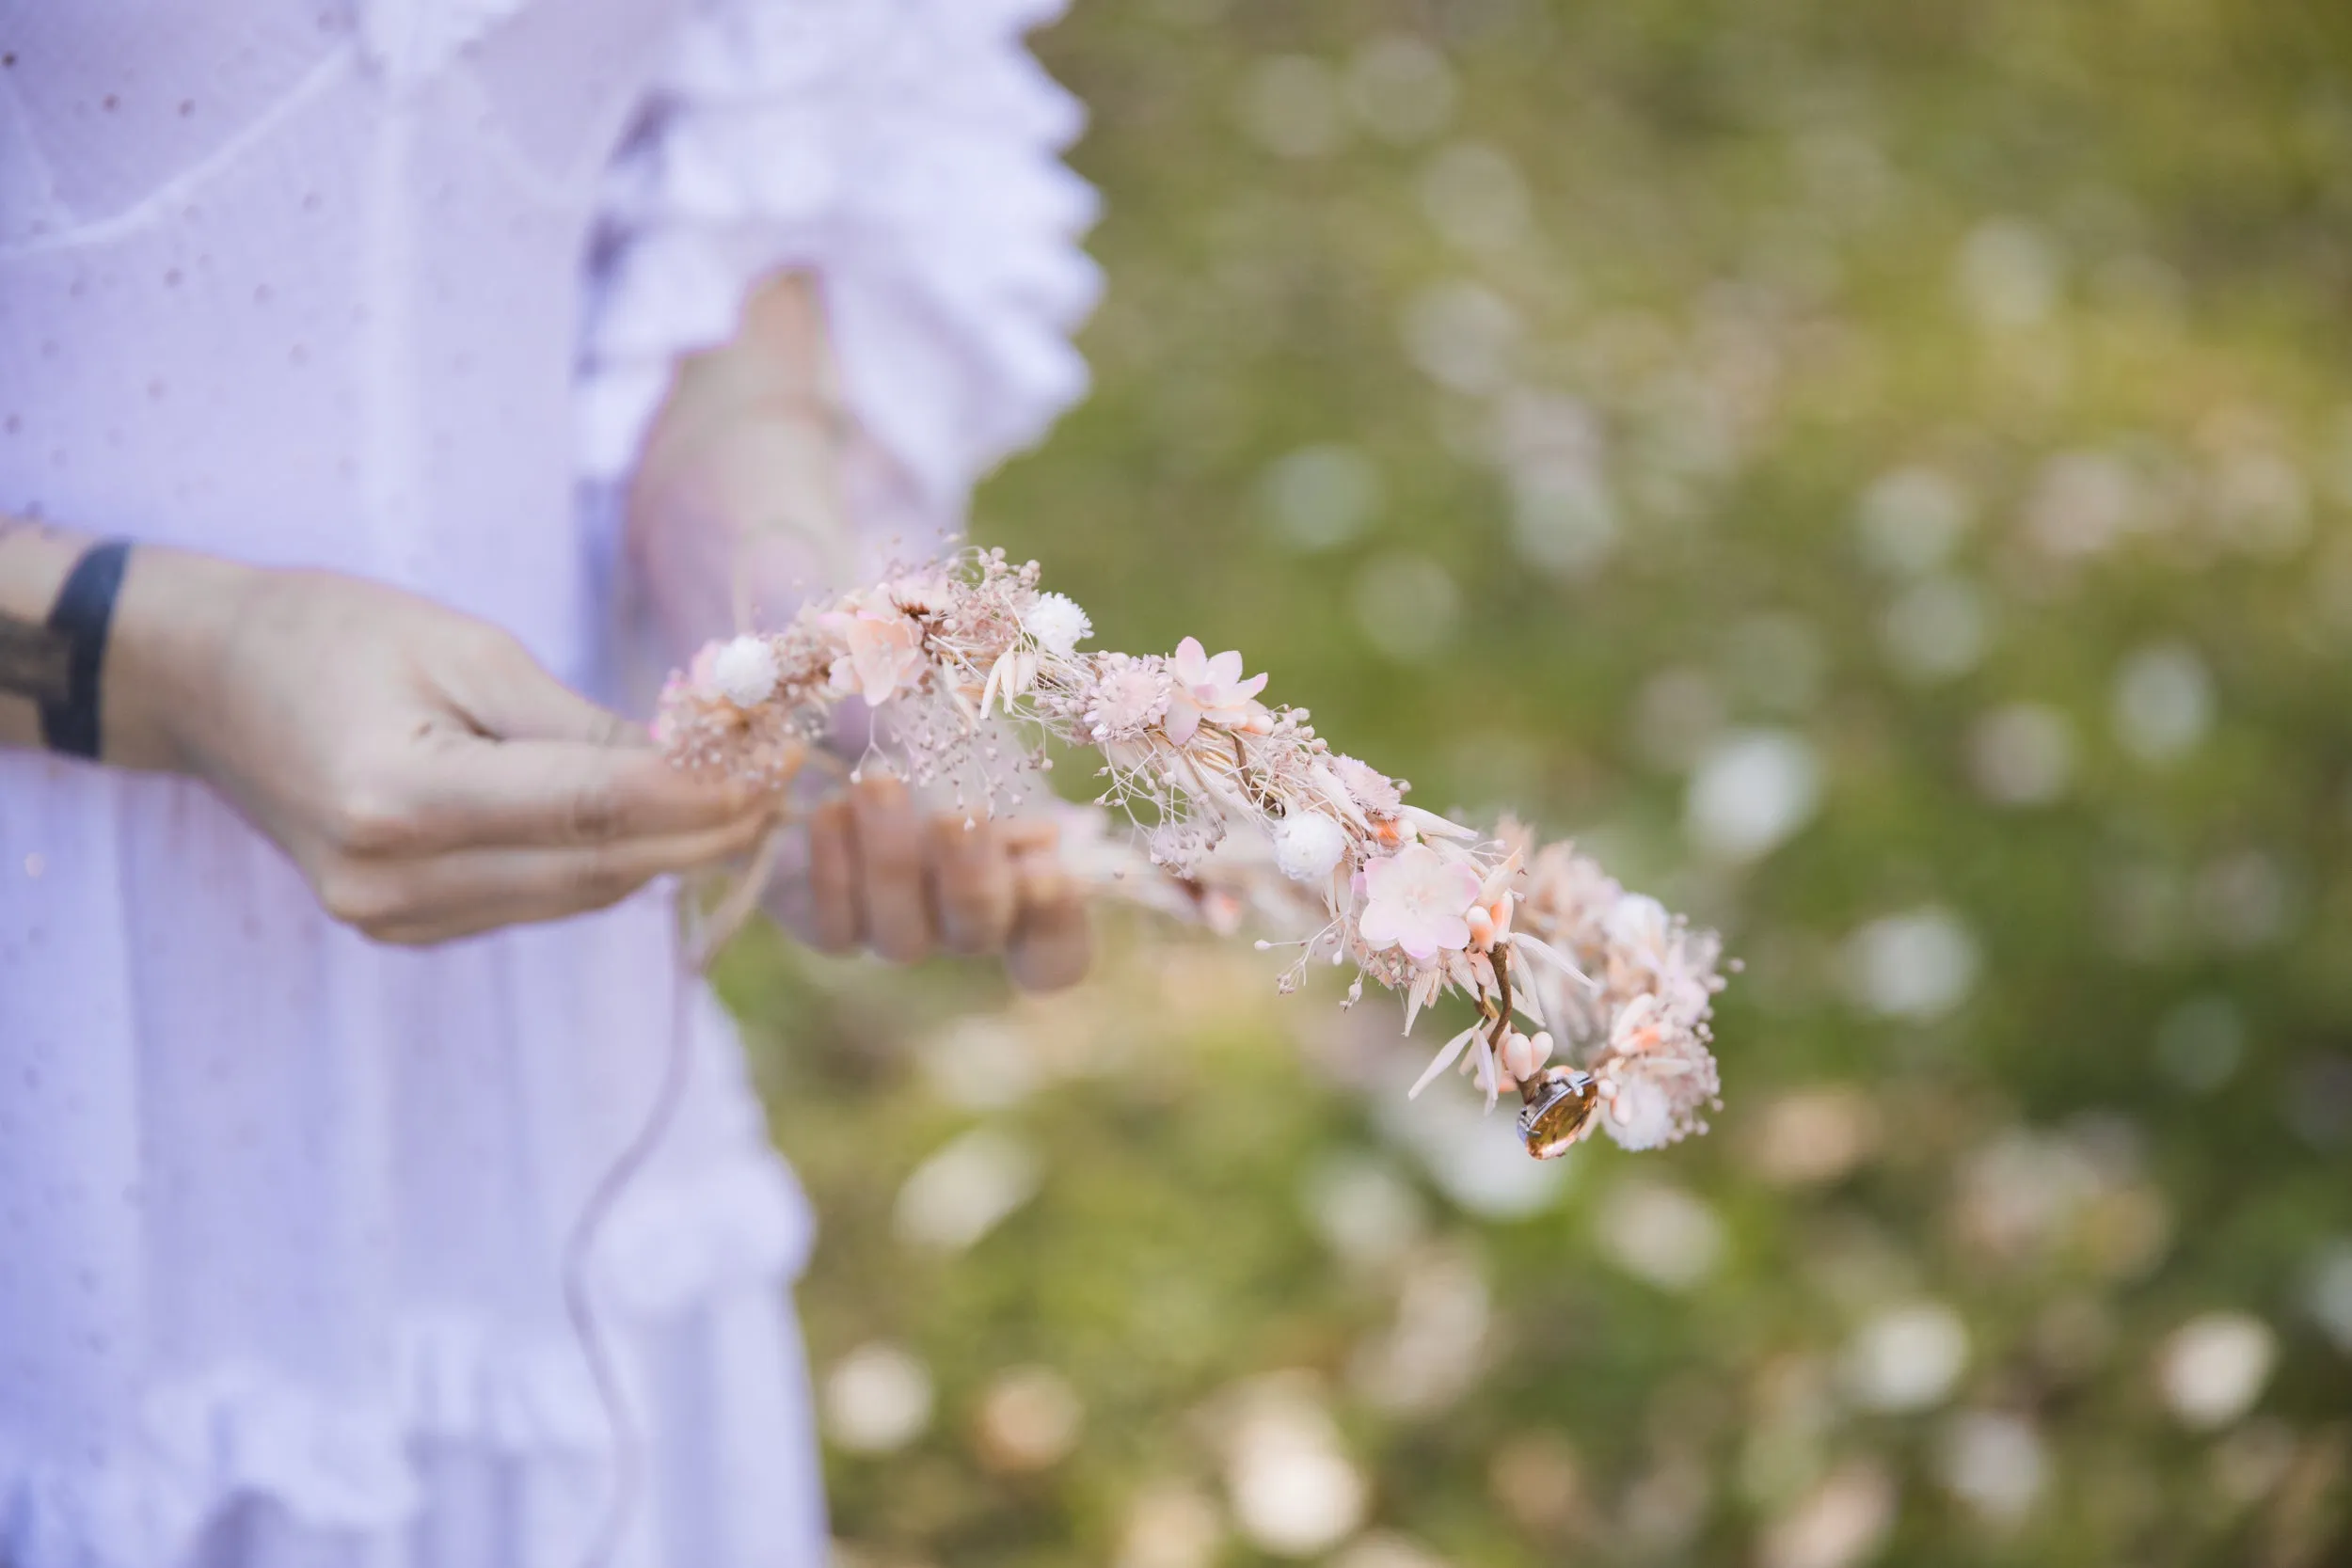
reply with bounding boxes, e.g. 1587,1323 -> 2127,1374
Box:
578,0 -> 1103,519
592,1147 -> 815,1317
0,1154 -> 811,1568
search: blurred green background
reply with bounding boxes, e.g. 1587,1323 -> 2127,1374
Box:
720,1 -> 2352,1562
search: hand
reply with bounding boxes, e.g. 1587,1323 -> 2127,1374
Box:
772,773 -> 1090,992
109,550 -> 773,945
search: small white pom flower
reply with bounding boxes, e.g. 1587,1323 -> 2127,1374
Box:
712,635 -> 780,707
1023,593 -> 1092,657
1272,811 -> 1349,882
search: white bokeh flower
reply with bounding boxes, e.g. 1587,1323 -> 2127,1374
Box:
2157,1312 -> 2275,1429
1843,907 -> 1980,1022
1686,729 -> 1821,862
1844,1302 -> 1969,1413
1220,1378 -> 1367,1557
823,1342 -> 934,1454
893,1130 -> 1041,1253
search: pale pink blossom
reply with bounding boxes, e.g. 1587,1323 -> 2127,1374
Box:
1162,636 -> 1268,745
822,596 -> 925,705
1359,844 -> 1483,961
1083,655 -> 1173,741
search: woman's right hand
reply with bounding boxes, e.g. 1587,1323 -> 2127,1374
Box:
768,773 -> 1092,993
103,545 -> 775,945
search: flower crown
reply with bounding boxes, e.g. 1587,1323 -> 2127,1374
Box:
657,548 -> 1727,1159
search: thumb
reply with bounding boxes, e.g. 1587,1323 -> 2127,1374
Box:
455,638 -> 651,750
500,682 -> 649,751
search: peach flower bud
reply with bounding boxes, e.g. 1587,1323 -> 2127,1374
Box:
1502,1029 -> 1540,1080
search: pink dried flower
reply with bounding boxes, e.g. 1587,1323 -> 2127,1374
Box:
1332,754 -> 1403,819
1359,843 -> 1483,961
1163,636 -> 1269,746
886,575 -> 955,615
1084,656 -> 1173,741
822,594 -> 926,706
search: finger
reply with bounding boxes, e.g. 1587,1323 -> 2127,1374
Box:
999,817 -> 1061,857
373,736 -> 764,855
1006,847 -> 1090,993
804,796 -> 863,954
754,821 -> 818,943
930,815 -> 1016,957
339,812 -> 772,945
499,683 -> 647,749
851,774 -> 932,963
453,637 -> 650,750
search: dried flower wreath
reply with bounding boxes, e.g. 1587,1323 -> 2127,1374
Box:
656,547 -> 1728,1159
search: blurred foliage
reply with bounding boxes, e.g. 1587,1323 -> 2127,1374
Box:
720,0 -> 2352,1563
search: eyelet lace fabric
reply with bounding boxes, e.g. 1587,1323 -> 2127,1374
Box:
0,2 -> 1094,1563
358,0 -> 532,82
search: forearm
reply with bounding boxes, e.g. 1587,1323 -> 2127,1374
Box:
0,517 -> 72,750
623,273 -> 946,683
0,517 -> 247,769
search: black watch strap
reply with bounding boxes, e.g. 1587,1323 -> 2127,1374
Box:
39,540 -> 132,759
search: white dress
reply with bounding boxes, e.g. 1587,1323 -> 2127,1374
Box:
0,2 -> 1098,1564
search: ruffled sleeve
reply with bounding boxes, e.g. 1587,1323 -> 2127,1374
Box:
578,0 -> 1102,524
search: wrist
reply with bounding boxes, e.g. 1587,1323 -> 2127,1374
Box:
0,521 -> 92,752
105,546 -> 262,772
